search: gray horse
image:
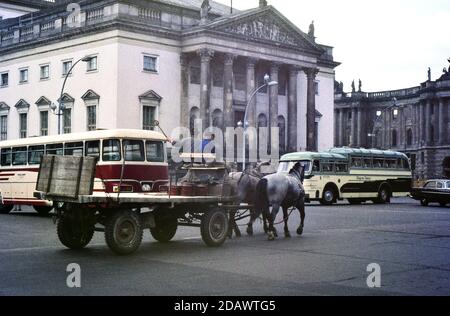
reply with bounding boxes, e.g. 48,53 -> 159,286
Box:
228,162 -> 270,237
254,162 -> 306,241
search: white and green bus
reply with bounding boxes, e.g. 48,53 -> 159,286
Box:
278,148 -> 412,205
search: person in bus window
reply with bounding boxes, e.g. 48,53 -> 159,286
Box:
313,160 -> 320,172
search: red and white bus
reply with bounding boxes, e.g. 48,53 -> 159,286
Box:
0,129 -> 169,215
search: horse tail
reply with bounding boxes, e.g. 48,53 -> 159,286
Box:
254,178 -> 269,220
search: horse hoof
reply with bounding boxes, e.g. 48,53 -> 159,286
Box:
285,232 -> 291,238
268,232 -> 275,241
246,228 -> 253,236
297,228 -> 303,236
235,231 -> 242,238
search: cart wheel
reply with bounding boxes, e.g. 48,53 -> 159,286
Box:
0,204 -> 14,214
201,208 -> 229,247
34,206 -> 53,216
57,214 -> 94,250
105,210 -> 143,255
150,215 -> 178,243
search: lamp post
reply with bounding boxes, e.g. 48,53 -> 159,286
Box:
241,74 -> 278,172
50,56 -> 93,135
368,97 -> 398,149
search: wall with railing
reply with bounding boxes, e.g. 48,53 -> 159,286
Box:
0,2 -> 198,49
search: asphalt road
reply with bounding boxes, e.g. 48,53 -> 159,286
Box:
0,198 -> 449,296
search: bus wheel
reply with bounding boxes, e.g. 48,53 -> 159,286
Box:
33,206 -> 53,216
321,187 -> 336,206
0,204 -> 14,214
57,213 -> 94,250
150,214 -> 178,243
420,199 -> 429,206
376,186 -> 391,204
105,210 -> 143,255
201,208 -> 229,247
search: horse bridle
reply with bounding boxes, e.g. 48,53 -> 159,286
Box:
237,171 -> 262,187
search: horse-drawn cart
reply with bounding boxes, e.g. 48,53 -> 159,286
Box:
34,155 -> 241,255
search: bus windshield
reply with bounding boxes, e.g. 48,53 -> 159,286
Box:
278,160 -> 311,175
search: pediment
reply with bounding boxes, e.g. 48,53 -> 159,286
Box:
35,96 -> 51,106
58,93 -> 75,103
15,99 -> 30,109
139,90 -> 162,102
81,89 -> 100,100
207,7 -> 323,54
0,102 -> 10,111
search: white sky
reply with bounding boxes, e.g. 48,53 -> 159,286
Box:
215,0 -> 450,92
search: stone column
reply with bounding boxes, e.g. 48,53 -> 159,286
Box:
357,108 -> 363,147
197,48 -> 214,130
288,66 -> 298,152
438,98 -> 446,145
269,63 -> 280,130
223,53 -> 235,130
246,58 -> 257,128
350,107 -> 357,147
180,54 -> 190,128
434,101 -> 440,145
386,108 -> 391,149
334,109 -> 339,147
418,102 -> 424,146
414,104 -> 419,145
425,99 -> 432,146
338,109 -> 344,146
305,67 -> 318,151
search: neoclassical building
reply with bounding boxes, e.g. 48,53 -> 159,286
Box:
334,65 -> 450,181
0,0 -> 338,159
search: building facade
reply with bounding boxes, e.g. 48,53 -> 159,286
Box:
334,66 -> 450,181
0,0 -> 338,161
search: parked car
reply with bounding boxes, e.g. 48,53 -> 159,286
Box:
410,179 -> 450,207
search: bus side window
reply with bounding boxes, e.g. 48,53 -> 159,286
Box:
28,145 -> 45,165
374,159 -> 383,168
336,163 -> 348,173
123,140 -> 145,162
1,148 -> 12,166
46,143 -> 63,155
364,158 -> 372,168
85,141 -> 100,159
312,160 -> 320,172
403,158 -> 410,170
103,139 -> 121,162
146,141 -> 165,163
65,142 -> 84,156
322,162 -> 333,173
351,158 -> 362,168
12,147 -> 27,166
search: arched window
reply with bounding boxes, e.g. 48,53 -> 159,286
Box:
278,115 -> 286,154
189,107 -> 200,136
212,109 -> 223,130
430,124 -> 434,143
257,113 -> 267,128
406,129 -> 413,146
392,130 -> 398,147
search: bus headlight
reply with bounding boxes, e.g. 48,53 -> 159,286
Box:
142,184 -> 152,192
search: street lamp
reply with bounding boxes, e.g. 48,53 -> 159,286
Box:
241,74 -> 278,171
50,56 -> 94,135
